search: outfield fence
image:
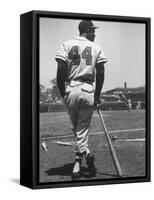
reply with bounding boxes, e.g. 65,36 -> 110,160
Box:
40,102 -> 145,113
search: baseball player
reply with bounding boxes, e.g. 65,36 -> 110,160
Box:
55,20 -> 107,179
127,99 -> 132,111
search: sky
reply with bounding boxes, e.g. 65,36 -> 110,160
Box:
39,17 -> 145,92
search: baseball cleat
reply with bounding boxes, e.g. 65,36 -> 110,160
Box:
71,171 -> 81,180
41,142 -> 48,152
86,153 -> 97,177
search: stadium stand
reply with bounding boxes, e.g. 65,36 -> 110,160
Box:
40,83 -> 145,112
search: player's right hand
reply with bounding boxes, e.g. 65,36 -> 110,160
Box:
94,96 -> 101,110
60,90 -> 66,99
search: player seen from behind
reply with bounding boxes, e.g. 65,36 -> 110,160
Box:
55,20 -> 107,179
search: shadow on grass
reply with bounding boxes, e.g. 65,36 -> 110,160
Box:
46,163 -> 117,178
46,163 -> 89,178
46,163 -> 73,176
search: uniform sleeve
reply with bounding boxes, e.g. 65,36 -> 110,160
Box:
55,42 -> 68,63
96,46 -> 108,64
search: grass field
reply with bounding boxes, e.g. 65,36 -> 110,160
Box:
39,109 -> 145,183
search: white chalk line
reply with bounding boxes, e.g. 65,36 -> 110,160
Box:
114,138 -> 145,142
53,141 -> 74,146
40,128 -> 145,140
52,137 -> 146,146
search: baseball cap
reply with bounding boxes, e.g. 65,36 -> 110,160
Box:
78,20 -> 98,33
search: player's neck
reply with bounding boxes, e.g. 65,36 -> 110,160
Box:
80,33 -> 87,39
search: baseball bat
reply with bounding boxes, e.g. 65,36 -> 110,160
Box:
97,109 -> 123,177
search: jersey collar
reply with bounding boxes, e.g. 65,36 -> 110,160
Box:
76,36 -> 88,41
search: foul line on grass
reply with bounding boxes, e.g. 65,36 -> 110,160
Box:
114,138 -> 145,142
40,128 -> 145,140
52,137 -> 146,146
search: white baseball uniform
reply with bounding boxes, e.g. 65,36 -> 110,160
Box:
55,36 -> 107,153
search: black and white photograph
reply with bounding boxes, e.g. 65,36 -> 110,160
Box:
38,13 -> 150,185
20,10 -> 150,189
1,0 -> 154,198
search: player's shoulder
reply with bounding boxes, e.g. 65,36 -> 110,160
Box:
86,42 -> 102,55
91,42 -> 102,51
62,39 -> 76,46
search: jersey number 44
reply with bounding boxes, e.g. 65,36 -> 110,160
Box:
68,46 -> 92,65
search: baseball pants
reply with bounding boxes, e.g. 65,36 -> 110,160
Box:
63,81 -> 94,154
